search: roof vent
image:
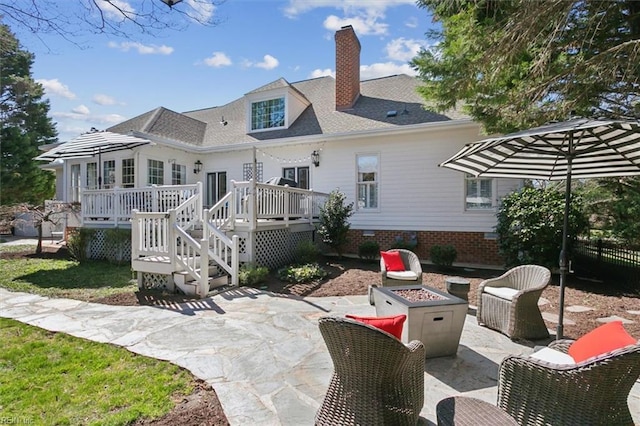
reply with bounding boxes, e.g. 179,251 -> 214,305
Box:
386,110 -> 397,117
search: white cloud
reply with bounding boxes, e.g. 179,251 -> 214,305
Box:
72,105 -> 90,115
284,0 -> 415,18
204,51 -> 232,67
108,41 -> 174,55
360,62 -> 417,80
247,54 -> 279,70
100,0 -> 136,20
93,94 -> 118,106
36,79 -> 76,99
385,38 -> 426,62
52,112 -> 126,124
309,68 -> 335,78
185,0 -> 216,22
405,16 -> 418,28
323,14 -> 388,36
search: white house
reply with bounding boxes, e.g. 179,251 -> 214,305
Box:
38,25 -> 520,296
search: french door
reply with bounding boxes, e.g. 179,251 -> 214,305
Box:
206,171 -> 227,207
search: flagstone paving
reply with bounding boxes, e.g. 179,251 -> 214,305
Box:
1,287 -> 638,425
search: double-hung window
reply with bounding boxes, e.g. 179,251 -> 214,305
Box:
357,154 -> 379,210
465,174 -> 494,210
172,163 -> 186,185
122,158 -> 135,188
251,97 -> 285,131
147,159 -> 164,185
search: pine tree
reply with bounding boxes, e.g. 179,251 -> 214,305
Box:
1,24 -> 57,205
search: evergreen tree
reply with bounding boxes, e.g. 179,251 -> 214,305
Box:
317,190 -> 354,258
412,1 -> 640,134
0,24 -> 57,205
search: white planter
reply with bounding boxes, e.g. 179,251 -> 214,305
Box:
373,284 -> 468,358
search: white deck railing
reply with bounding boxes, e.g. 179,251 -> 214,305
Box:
130,181 -> 327,296
231,180 -> 329,224
82,183 -> 200,225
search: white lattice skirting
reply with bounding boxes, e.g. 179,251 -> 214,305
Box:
254,229 -> 314,269
87,229 -> 132,262
139,273 -> 170,291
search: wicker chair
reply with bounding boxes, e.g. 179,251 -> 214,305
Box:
369,249 -> 423,305
498,340 -> 640,425
316,316 -> 425,426
476,264 -> 551,340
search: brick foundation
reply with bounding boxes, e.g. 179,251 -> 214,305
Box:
344,229 -> 503,266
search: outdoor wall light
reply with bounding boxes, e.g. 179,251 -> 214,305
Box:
311,150 -> 320,167
194,160 -> 203,174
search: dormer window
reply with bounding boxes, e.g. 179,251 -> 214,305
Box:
251,97 -> 285,131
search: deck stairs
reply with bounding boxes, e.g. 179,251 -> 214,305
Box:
131,184 -> 240,297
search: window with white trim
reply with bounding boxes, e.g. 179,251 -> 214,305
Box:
70,164 -> 81,202
103,160 -> 116,188
86,162 -> 98,189
172,163 -> 186,185
251,97 -> 285,130
465,174 -> 495,210
356,154 -> 379,210
122,158 -> 134,188
147,159 -> 164,185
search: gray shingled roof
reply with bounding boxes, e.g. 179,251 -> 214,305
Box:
108,74 -> 469,149
107,106 -> 206,146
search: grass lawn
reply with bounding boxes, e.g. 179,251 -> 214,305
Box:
0,245 -> 194,425
0,244 -> 137,301
0,317 -> 196,425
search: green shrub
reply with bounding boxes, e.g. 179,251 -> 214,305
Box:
317,190 -> 354,257
67,228 -> 95,263
104,228 -> 130,265
430,245 -> 457,269
294,240 -> 321,264
358,241 -> 380,261
496,186 -> 588,268
239,263 -> 270,286
277,263 -> 327,283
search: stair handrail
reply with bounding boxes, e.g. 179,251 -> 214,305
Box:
204,219 -> 239,286
206,191 -> 234,230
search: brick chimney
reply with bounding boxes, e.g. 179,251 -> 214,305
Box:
335,25 -> 361,111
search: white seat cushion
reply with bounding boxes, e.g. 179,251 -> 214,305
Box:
483,286 -> 519,301
529,347 -> 576,365
387,271 -> 418,281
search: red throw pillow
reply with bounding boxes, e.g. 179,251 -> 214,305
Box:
568,321 -> 636,363
345,314 -> 407,340
380,251 -> 405,272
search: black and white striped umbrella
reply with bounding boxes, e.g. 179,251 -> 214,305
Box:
35,131 -> 152,162
439,118 -> 640,180
439,118 -> 640,339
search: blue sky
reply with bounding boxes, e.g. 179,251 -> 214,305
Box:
15,0 -> 436,142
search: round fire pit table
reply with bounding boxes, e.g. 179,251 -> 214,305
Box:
445,276 -> 470,301
436,396 -> 518,426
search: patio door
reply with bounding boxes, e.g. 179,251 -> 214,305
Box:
283,166 -> 309,189
206,171 -> 227,207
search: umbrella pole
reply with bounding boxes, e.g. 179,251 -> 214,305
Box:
557,157 -> 573,340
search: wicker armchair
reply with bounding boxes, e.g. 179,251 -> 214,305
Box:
316,316 -> 425,426
476,264 -> 551,340
369,249 -> 423,305
498,340 -> 640,425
